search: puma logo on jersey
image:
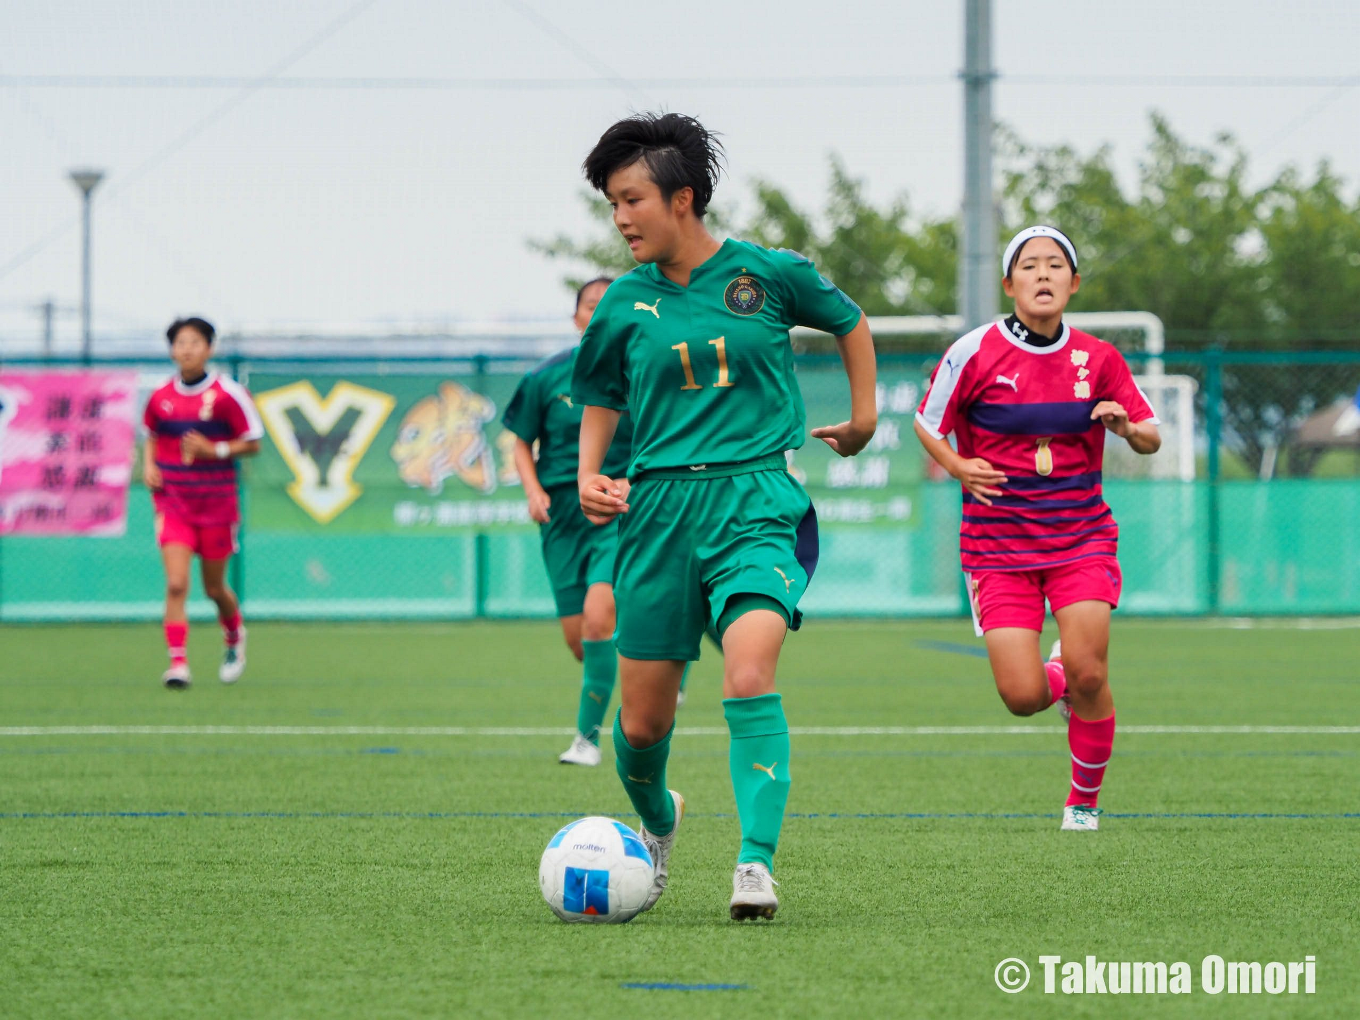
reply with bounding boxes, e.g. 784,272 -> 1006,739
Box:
555,394 -> 574,408
752,762 -> 778,780
634,298 -> 662,319
627,774 -> 653,785
996,373 -> 1019,392
773,567 -> 793,592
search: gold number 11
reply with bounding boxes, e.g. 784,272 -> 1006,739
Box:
671,337 -> 734,390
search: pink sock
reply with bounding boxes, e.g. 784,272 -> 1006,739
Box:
164,621 -> 188,666
1066,712 -> 1115,807
1045,660 -> 1067,707
221,611 -> 243,646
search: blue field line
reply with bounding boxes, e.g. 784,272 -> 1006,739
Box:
1,809 -> 1356,822
914,639 -> 991,658
621,982 -> 747,991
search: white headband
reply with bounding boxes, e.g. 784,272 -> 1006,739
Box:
1003,226 -> 1078,277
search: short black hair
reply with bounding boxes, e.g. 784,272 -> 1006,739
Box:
167,316 -> 215,346
575,276 -> 614,310
583,113 -> 725,218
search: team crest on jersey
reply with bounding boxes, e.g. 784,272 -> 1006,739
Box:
724,275 -> 765,315
198,388 -> 217,421
256,380 -> 397,524
390,381 -> 498,495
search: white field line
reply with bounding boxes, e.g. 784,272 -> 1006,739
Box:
0,725 -> 1356,737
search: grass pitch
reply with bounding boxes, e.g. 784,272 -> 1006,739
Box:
0,619 -> 1356,1018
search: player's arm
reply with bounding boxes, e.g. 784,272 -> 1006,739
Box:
142,437 -> 162,490
1091,402 -> 1161,455
514,438 -> 552,523
180,433 -> 260,461
811,312 -> 877,457
913,420 -> 1008,506
577,406 -> 628,525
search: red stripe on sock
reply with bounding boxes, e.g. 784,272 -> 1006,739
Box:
1066,712 -> 1115,807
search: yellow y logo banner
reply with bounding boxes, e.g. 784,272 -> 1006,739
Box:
256,381 -> 396,524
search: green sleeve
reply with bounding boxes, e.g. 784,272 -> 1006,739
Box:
500,371 -> 542,444
771,248 -> 863,336
571,298 -> 628,411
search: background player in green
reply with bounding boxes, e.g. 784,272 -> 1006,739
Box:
503,277 -> 632,767
572,113 -> 878,920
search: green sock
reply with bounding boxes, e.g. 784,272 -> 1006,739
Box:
679,662 -> 690,694
576,640 -> 616,745
612,708 -> 676,836
724,692 -> 791,872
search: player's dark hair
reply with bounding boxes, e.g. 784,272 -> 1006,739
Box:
575,276 -> 614,310
166,316 -> 215,346
583,113 -> 725,218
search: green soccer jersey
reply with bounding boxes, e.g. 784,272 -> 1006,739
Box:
571,239 -> 861,474
502,346 -> 633,489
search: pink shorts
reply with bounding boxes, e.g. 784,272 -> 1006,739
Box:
967,556 -> 1122,634
156,512 -> 238,561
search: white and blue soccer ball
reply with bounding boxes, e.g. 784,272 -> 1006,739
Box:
539,816 -> 653,923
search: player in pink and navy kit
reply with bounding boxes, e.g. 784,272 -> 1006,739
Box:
142,317 -> 263,689
914,226 -> 1161,831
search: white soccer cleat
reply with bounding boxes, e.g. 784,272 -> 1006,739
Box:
558,734 -> 601,767
1061,804 -> 1101,831
162,664 -> 192,690
637,789 -> 685,912
730,862 -> 780,921
219,628 -> 247,684
1048,638 -> 1071,723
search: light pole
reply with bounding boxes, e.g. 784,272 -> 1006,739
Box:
69,168 -> 104,362
959,0 -> 997,331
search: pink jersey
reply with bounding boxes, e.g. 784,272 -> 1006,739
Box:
916,319 -> 1157,572
143,372 -> 263,527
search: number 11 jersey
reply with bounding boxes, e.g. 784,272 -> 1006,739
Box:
572,239 -> 861,476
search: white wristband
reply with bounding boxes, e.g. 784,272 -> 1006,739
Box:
215,441 -> 230,460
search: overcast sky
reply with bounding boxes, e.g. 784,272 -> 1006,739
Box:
3,0 -> 1358,349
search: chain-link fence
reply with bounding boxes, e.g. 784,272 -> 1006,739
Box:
1,350 -> 1357,621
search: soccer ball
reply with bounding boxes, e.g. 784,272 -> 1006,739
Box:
539,816 -> 654,923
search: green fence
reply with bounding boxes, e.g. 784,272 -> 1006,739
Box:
2,351 -> 1358,621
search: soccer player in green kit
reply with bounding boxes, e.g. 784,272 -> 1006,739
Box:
572,113 -> 878,920
503,277 -> 631,767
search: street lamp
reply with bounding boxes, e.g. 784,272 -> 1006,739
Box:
69,168 -> 104,362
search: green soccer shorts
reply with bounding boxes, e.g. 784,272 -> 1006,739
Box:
612,455 -> 820,661
540,483 -> 618,617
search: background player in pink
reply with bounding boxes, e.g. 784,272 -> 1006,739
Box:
913,226 -> 1161,831
142,317 -> 263,689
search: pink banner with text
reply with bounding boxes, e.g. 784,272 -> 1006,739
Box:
0,370 -> 139,536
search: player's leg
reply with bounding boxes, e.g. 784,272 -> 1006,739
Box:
557,615 -> 584,663
614,655 -> 687,911
560,582 -> 618,766
719,601 -> 789,920
704,469 -> 816,920
157,515 -> 195,689
975,570 -> 1066,715
200,550 -> 245,684
1052,599 -> 1115,831
610,477 -> 703,910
